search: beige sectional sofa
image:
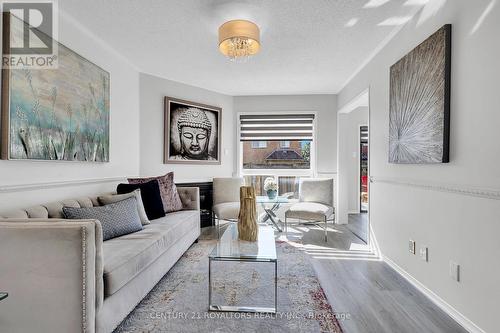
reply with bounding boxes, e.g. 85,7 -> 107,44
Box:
0,187 -> 201,333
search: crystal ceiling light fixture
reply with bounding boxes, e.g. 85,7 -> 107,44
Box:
218,20 -> 260,62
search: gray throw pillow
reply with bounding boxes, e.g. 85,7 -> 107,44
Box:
63,197 -> 143,241
98,189 -> 150,225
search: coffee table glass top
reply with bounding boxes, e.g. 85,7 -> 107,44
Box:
256,196 -> 290,204
209,223 -> 276,261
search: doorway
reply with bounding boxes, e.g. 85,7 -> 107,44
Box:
337,89 -> 370,244
360,125 -> 368,213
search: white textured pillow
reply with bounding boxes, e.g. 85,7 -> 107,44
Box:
98,189 -> 150,225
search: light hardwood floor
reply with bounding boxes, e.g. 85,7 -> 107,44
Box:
346,213 -> 369,244
205,221 -> 467,333
285,223 -> 467,333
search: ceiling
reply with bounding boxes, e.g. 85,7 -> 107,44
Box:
60,0 -> 428,96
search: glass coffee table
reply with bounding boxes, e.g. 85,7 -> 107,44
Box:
256,196 -> 291,232
209,223 -> 277,313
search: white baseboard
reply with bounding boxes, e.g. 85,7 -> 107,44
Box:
383,255 -> 485,333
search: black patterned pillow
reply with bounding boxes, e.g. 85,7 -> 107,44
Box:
117,180 -> 166,220
63,197 -> 143,241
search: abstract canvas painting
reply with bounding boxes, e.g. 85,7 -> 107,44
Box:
389,24 -> 451,164
164,97 -> 221,165
1,14 -> 110,162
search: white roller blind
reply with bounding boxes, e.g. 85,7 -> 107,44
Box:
239,114 -> 315,141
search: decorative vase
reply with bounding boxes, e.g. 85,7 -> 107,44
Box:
266,189 -> 277,200
238,186 -> 258,242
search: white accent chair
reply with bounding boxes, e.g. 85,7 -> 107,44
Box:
212,177 -> 244,237
284,178 -> 334,241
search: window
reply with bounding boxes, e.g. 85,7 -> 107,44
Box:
242,140 -> 310,169
239,113 -> 316,198
251,141 -> 267,149
280,140 -> 290,148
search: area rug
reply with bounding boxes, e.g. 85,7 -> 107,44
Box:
114,239 -> 343,333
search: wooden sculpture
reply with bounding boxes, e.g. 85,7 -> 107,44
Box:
238,186 -> 258,241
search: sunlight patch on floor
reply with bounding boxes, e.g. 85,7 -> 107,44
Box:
308,249 -> 381,261
349,242 -> 370,251
281,225 -> 382,262
312,256 -> 381,261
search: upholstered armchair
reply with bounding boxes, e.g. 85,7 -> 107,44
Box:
284,178 -> 334,241
212,177 -> 244,237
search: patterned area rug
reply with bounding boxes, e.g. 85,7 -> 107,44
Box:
115,238 -> 343,333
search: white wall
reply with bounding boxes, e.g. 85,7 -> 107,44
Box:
0,12 -> 140,211
337,107 -> 368,224
338,1 -> 500,332
138,73 -> 235,182
234,95 -> 338,175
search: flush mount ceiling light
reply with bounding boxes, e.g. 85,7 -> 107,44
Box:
218,20 -> 260,62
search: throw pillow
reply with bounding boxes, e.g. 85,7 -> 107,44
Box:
63,197 -> 143,241
117,180 -> 165,220
128,172 -> 183,213
98,189 -> 150,225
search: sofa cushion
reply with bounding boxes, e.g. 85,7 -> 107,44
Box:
0,196 -> 99,219
63,197 -> 143,241
102,210 -> 199,296
99,190 -> 150,226
46,199 -> 81,218
128,172 -> 183,213
76,197 -> 94,208
0,209 -> 29,218
26,205 -> 49,218
117,180 -> 165,220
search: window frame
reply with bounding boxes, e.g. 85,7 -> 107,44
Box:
237,111 -> 318,179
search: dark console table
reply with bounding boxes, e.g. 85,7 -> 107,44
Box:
176,181 -> 213,228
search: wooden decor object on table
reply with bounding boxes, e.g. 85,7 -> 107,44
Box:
238,186 -> 258,241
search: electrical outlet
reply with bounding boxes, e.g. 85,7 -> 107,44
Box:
419,246 -> 428,262
409,240 -> 415,254
449,261 -> 460,282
